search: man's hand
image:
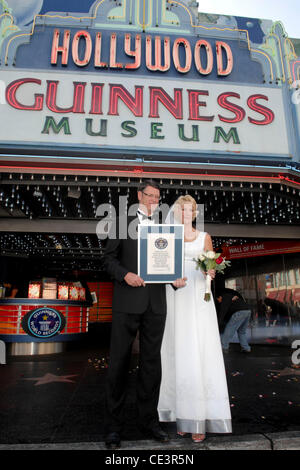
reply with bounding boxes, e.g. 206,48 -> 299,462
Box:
124,272 -> 145,287
172,277 -> 187,288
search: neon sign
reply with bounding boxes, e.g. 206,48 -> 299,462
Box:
0,5 -> 290,160
6,78 -> 274,126
50,29 -> 233,77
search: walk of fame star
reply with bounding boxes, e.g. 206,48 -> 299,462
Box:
23,373 -> 78,386
267,367 -> 300,376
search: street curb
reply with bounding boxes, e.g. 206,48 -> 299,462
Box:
265,431 -> 300,450
0,431 -> 300,450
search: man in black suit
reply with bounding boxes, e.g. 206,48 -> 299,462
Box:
103,179 -> 186,448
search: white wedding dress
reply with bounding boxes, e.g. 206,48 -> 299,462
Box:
158,232 -> 232,434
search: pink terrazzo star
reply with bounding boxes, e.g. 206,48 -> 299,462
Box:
23,373 -> 78,386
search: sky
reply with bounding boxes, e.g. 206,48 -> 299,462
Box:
198,0 -> 299,38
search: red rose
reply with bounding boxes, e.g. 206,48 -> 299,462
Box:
215,256 -> 223,264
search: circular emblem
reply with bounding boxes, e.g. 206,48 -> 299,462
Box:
155,237 -> 168,249
22,307 -> 65,339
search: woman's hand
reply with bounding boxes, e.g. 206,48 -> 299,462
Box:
207,269 -> 216,279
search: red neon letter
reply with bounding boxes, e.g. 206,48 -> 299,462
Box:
72,30 -> 92,67
51,29 -> 70,65
89,83 -> 104,114
218,92 -> 246,123
46,81 -> 86,113
110,33 -> 123,69
146,36 -> 170,72
124,34 -> 141,70
6,78 -> 44,111
194,40 -> 213,75
173,38 -> 192,73
149,87 -> 183,119
187,90 -> 214,121
247,94 -> 275,125
216,41 -> 233,76
94,33 -> 108,68
108,85 -> 143,116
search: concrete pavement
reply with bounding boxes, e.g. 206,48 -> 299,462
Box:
0,325 -> 299,451
0,431 -> 300,450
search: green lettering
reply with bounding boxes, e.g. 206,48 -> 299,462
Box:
214,126 -> 240,144
121,121 -> 137,137
42,116 -> 71,135
86,119 -> 107,136
150,122 -> 164,139
178,124 -> 199,141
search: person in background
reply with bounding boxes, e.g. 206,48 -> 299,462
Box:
4,280 -> 28,298
216,289 -> 252,353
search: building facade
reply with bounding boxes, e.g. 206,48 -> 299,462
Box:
0,0 -> 299,348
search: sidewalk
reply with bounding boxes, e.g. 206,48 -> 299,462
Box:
0,325 -> 300,450
0,431 -> 300,453
0,431 -> 300,450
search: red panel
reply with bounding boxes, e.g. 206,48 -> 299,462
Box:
276,290 -> 286,303
293,289 -> 300,302
88,281 -> 113,323
286,289 -> 292,302
0,302 -> 88,336
266,290 -> 278,299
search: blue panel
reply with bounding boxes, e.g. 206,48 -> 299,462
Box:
0,333 -> 86,342
236,17 -> 265,44
15,28 -> 263,84
40,0 -> 95,14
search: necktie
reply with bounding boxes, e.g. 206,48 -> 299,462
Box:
137,210 -> 153,221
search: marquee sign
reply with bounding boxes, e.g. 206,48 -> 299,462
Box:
0,0 -> 298,163
2,70 -> 288,156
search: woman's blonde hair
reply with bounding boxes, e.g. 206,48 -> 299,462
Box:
174,195 -> 198,221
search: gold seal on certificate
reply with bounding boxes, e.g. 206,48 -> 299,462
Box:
138,224 -> 184,283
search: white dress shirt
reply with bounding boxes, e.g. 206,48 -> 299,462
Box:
137,209 -> 155,225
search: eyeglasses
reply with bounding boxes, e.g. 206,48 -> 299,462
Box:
142,191 -> 161,201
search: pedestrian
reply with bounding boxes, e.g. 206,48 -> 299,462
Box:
216,289 -> 252,353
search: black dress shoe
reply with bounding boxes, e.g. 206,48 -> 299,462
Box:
141,424 -> 169,443
105,431 -> 121,449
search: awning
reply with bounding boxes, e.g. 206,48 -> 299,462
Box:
276,290 -> 286,303
286,289 -> 292,302
266,290 -> 278,299
293,289 -> 300,302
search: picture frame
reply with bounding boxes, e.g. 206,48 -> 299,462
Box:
138,224 -> 184,283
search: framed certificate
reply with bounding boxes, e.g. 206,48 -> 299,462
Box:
138,224 -> 184,283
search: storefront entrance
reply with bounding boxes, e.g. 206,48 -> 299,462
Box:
0,173 -> 299,349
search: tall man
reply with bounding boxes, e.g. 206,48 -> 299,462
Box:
103,179 -> 186,449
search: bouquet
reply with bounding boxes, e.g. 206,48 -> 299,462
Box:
194,251 -> 231,301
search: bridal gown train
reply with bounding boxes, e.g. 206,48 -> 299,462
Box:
158,232 -> 232,434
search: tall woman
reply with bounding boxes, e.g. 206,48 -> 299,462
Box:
158,195 -> 232,442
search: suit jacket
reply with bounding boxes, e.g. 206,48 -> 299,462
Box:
103,215 -> 166,315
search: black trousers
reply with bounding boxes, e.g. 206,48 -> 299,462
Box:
105,305 -> 166,433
